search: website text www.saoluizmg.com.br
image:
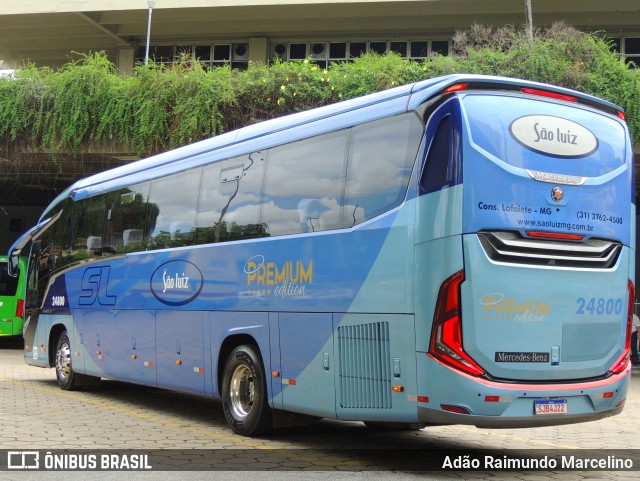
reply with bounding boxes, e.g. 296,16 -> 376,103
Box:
517,218 -> 593,232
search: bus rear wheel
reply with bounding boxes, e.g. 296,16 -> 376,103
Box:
221,345 -> 273,436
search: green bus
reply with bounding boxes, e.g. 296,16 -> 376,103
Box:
0,255 -> 26,337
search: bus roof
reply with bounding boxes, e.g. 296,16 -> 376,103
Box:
42,74 -> 624,218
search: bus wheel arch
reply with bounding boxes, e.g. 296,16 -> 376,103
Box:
48,323 -> 68,368
219,338 -> 273,436
50,324 -> 100,390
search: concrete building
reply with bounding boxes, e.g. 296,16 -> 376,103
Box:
1,1 -> 639,74
0,1 -> 639,251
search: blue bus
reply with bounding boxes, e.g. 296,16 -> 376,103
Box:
9,74 -> 635,436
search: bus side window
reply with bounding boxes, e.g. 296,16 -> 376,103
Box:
261,131 -> 348,237
195,153 -> 265,244
344,113 -> 423,226
29,238 -> 52,309
147,170 -> 200,250
420,99 -> 463,195
104,183 -> 152,253
70,196 -> 107,259
421,114 -> 452,193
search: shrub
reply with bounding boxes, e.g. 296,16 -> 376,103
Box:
0,23 -> 638,159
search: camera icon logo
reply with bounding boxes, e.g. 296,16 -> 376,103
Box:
7,451 -> 40,469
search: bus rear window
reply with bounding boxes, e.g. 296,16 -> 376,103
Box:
0,262 -> 18,296
462,94 -> 627,178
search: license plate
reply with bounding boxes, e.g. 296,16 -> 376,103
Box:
534,399 -> 568,415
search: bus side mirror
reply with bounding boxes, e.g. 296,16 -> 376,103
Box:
8,248 -> 20,277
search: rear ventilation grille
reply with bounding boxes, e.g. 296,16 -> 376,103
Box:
478,231 -> 622,269
338,322 -> 392,409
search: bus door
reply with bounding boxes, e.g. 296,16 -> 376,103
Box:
458,91 -> 633,381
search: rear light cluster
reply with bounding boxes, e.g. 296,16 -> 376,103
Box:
441,83 -> 626,121
520,87 -> 577,103
16,299 -> 24,319
525,230 -> 584,242
608,280 -> 635,374
429,271 -> 485,377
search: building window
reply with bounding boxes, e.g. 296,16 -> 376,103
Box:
624,37 -> 640,68
195,45 -> 211,62
329,42 -> 347,59
269,39 -> 449,68
135,43 -> 249,69
349,42 -> 367,58
608,37 -> 639,68
369,41 -> 387,55
390,41 -> 408,57
431,40 -> 450,56
410,41 -> 428,58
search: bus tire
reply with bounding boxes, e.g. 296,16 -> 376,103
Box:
221,344 -> 273,436
55,330 -> 79,391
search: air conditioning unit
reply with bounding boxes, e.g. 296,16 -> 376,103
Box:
310,43 -> 327,60
271,43 -> 287,60
232,44 -> 248,61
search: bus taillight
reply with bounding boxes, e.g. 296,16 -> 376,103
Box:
521,87 -> 577,103
443,83 -> 468,94
608,279 -> 635,374
16,299 -> 24,319
429,271 -> 486,377
526,231 -> 584,241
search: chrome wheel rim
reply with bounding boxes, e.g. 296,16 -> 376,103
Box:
56,340 -> 72,382
229,364 -> 254,419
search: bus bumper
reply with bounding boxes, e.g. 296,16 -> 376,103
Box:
417,354 -> 629,428
0,317 -> 22,336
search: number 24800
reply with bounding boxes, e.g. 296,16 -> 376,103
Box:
576,297 -> 623,315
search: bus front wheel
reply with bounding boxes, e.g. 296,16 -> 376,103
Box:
221,345 -> 273,436
55,330 -> 79,391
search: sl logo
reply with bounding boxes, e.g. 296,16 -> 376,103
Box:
79,266 -> 117,306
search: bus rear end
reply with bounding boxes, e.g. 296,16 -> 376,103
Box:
416,80 -> 634,427
0,255 -> 26,337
